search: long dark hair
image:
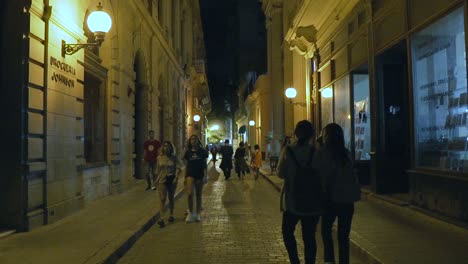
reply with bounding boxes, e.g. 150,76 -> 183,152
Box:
294,120 -> 315,146
323,123 -> 350,166
188,135 -> 202,150
161,140 -> 175,157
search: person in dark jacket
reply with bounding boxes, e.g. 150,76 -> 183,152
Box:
313,123 -> 361,264
277,120 -> 320,264
219,139 -> 234,180
234,141 -> 249,180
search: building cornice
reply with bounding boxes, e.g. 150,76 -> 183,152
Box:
288,25 -> 317,58
263,0 -> 283,17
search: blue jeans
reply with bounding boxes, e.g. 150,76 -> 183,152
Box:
146,161 -> 156,188
282,211 -> 320,264
321,202 -> 354,264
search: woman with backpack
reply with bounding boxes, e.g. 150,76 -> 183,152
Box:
277,120 -> 322,264
313,123 -> 361,264
155,141 -> 184,228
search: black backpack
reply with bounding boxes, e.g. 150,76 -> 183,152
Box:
286,146 -> 323,214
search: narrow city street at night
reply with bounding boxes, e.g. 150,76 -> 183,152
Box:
118,161 -> 365,264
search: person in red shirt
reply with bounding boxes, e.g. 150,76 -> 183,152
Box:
143,130 -> 162,191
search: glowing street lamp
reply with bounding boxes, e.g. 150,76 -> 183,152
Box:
62,2 -> 112,56
285,87 -> 297,99
193,114 -> 201,122
249,120 -> 255,126
322,87 -> 333,98
285,87 -> 306,107
211,124 -> 220,130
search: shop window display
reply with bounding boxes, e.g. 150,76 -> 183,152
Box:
320,87 -> 333,130
334,75 -> 351,149
411,7 -> 467,172
353,74 -> 371,160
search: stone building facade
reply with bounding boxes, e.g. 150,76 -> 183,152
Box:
262,0 -> 468,223
0,0 -> 210,231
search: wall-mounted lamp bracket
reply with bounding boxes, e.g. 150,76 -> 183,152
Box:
62,40 -> 102,57
289,99 -> 306,107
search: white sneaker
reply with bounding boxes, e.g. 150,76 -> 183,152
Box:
196,213 -> 202,222
185,213 -> 196,223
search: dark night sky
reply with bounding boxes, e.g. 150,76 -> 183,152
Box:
200,0 -> 266,116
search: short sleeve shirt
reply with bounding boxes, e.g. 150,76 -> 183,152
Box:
156,155 -> 184,183
143,140 -> 162,162
183,148 -> 208,179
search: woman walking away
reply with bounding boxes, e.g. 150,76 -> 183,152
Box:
314,123 -> 361,264
155,141 -> 184,228
277,120 -> 321,264
251,144 -> 262,180
183,135 -> 209,223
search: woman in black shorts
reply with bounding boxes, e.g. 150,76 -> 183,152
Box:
155,141 -> 183,228
183,135 -> 208,222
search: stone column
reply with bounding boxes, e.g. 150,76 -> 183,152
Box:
268,4 -> 285,156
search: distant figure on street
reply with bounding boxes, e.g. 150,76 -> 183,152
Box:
142,130 -> 162,191
244,144 -> 251,174
183,135 -> 208,223
219,139 -> 234,180
234,141 -> 249,180
281,136 -> 292,150
155,141 -> 184,228
251,144 -> 262,180
277,120 -> 321,264
313,123 -> 361,264
210,145 -> 218,165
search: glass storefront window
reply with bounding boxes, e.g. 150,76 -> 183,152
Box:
334,75 -> 351,149
320,87 -> 333,130
353,74 -> 371,160
411,7 -> 467,172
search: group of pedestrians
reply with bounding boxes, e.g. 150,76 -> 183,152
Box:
141,120 -> 359,264
217,139 -> 262,180
142,131 -> 209,227
277,120 -> 361,264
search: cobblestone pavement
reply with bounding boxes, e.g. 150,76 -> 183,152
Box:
118,163 -> 365,264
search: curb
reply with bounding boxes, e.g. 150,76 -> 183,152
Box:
258,169 -> 383,264
101,188 -> 185,264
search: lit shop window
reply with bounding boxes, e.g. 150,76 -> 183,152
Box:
411,7 -> 467,172
320,87 -> 333,130
334,75 -> 351,149
353,74 -> 371,160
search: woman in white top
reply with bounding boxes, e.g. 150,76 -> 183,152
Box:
155,141 -> 184,228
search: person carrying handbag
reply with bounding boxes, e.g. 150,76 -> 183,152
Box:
313,123 -> 361,264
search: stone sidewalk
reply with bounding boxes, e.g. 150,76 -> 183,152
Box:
0,179 -> 185,264
259,163 -> 468,264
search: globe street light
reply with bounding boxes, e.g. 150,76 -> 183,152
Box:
211,124 -> 220,130
62,2 -> 112,56
249,120 -> 255,126
193,114 -> 201,122
285,87 -> 306,107
321,87 -> 333,98
285,87 -> 297,99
